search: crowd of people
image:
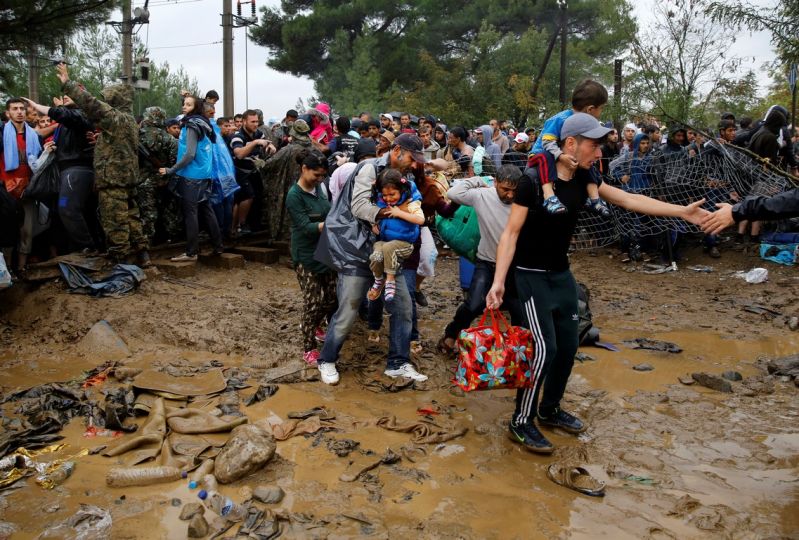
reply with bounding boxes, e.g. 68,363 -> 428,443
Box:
2,64 -> 798,455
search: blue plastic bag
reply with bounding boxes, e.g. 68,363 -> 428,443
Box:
209,125 -> 240,205
760,243 -> 797,266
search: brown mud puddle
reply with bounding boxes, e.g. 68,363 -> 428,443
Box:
0,252 -> 797,538
0,328 -> 797,539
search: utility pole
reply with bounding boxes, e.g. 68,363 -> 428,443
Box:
790,63 -> 797,132
121,0 -> 133,83
558,0 -> 567,107
26,47 -> 39,103
108,0 -> 149,85
614,59 -> 623,131
222,0 -> 234,117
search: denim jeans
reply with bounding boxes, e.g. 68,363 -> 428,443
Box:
319,273 -> 412,370
212,194 -> 234,237
367,268 -> 419,342
444,258 -> 524,340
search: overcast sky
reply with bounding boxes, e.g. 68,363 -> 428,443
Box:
131,0 -> 778,119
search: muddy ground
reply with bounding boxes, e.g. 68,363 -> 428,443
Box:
0,241 -> 797,539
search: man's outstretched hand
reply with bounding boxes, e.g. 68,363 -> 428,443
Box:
700,203 -> 735,236
681,198 -> 709,226
56,63 -> 69,84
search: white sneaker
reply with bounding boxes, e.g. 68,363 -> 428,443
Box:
318,362 -> 340,385
170,253 -> 197,262
384,363 -> 428,382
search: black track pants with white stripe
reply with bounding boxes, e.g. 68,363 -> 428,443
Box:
512,268 -> 580,425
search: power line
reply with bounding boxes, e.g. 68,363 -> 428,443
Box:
149,40 -> 222,49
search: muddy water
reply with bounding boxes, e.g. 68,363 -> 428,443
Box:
0,328 -> 797,539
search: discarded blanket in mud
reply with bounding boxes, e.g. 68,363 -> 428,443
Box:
102,397 -> 248,467
59,263 -> 145,297
371,416 -> 467,444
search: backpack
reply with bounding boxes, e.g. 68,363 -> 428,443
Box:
577,282 -> 600,345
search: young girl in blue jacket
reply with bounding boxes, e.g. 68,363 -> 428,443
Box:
367,169 -> 425,302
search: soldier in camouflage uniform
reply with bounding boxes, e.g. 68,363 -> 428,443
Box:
58,63 -> 150,264
137,106 -> 178,242
260,119 -> 315,241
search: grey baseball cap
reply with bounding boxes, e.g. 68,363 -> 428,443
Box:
561,112 -> 612,140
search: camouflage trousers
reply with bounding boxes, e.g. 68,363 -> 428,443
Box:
295,264 -> 338,352
136,176 -> 184,242
98,187 -> 148,260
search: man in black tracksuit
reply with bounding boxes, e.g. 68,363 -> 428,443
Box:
487,113 -> 708,453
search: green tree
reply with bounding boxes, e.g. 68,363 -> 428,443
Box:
706,0 -> 799,63
0,0 -> 118,94
627,0 -> 742,124
1,26 -> 198,118
252,0 -> 636,124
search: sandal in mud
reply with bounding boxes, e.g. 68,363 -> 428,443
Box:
546,464 -> 606,497
367,278 -> 384,301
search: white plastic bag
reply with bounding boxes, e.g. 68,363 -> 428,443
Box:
743,267 -> 768,284
0,252 -> 11,289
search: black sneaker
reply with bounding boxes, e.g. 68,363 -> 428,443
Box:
507,421 -> 554,454
415,289 -> 429,307
537,408 -> 586,434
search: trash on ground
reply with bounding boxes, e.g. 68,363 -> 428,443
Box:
734,267 -> 768,284
59,263 -> 145,297
687,265 -> 714,272
546,465 -> 606,497
36,504 -> 112,540
623,338 -> 682,353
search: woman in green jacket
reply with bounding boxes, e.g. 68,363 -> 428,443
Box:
285,149 -> 336,364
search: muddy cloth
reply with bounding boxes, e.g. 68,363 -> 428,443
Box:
59,263 -> 145,297
269,416 -> 325,441
622,338 -> 682,353
36,504 -> 112,540
373,416 -> 467,445
132,369 -> 227,397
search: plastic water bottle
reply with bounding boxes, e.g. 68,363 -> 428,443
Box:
198,490 -> 247,522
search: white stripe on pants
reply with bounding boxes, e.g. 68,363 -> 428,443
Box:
515,296 -> 548,425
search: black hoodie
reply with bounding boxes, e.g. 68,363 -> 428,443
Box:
749,109 -> 786,162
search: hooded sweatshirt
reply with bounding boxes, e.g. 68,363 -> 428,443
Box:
612,132 -> 652,191
661,128 -> 687,155
478,125 -> 502,170
749,107 -> 786,162
63,80 -> 139,188
309,102 -> 334,144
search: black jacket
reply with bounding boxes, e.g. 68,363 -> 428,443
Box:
48,106 -> 94,169
732,188 -> 799,222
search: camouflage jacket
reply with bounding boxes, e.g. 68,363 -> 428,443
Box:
139,107 -> 178,177
63,80 -> 139,189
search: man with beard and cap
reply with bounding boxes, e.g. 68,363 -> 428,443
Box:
316,133 -> 429,385
22,92 -> 97,253
259,119 -> 316,240
137,106 -> 178,242
57,63 -> 151,266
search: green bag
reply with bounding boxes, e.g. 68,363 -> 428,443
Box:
436,205 -> 481,262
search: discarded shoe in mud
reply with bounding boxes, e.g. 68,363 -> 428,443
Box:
326,438 -> 360,458
214,422 -> 276,484
633,363 -> 654,372
340,449 -> 400,482
691,372 -> 732,393
243,384 -> 279,406
546,465 -> 606,497
623,338 -> 682,353
252,485 -> 285,504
